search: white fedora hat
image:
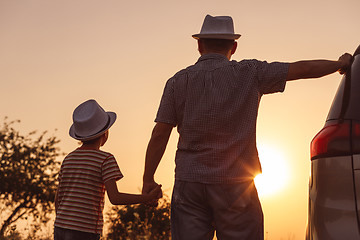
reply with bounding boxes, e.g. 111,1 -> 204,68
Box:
192,15 -> 241,40
69,99 -> 116,141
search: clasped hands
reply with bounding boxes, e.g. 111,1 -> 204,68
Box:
142,180 -> 163,206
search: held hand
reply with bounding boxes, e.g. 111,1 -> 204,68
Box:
142,180 -> 163,206
338,53 -> 353,75
148,184 -> 163,201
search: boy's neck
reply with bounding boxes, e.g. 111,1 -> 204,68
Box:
79,142 -> 101,150
78,132 -> 107,151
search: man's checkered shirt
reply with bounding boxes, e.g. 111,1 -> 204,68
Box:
156,53 -> 289,183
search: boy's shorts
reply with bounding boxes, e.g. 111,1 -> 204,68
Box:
54,227 -> 100,240
171,180 -> 264,240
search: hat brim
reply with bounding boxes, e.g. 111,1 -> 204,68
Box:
192,33 -> 241,40
69,112 -> 117,141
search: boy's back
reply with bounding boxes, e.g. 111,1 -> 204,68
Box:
55,148 -> 122,234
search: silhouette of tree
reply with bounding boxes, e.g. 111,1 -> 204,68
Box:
106,196 -> 171,239
0,119 -> 61,238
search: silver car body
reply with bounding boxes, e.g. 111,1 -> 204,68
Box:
307,46 -> 360,240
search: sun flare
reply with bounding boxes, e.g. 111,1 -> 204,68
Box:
254,143 -> 289,197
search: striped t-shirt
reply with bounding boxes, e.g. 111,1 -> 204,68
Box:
54,149 -> 123,234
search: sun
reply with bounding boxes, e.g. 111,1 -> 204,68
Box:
254,143 -> 289,197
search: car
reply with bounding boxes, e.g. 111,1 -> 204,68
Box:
306,45 -> 360,240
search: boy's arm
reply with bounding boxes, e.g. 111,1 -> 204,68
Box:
105,179 -> 161,205
54,188 -> 59,213
286,53 -> 352,81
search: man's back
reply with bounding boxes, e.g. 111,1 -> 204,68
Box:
155,53 -> 289,183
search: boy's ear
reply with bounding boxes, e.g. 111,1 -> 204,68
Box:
100,131 -> 109,146
231,41 -> 237,55
198,39 -> 204,54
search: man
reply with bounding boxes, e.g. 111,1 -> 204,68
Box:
142,15 -> 352,240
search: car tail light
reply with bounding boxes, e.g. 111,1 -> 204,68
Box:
311,120 -> 360,160
310,121 -> 351,160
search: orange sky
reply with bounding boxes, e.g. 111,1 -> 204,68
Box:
1,0 -> 360,239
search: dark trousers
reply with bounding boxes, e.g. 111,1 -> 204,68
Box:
54,227 -> 100,240
171,180 -> 264,240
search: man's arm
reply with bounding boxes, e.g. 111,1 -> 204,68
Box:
286,53 -> 352,81
142,122 -> 173,195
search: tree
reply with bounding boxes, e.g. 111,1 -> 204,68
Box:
0,119 -> 61,238
106,196 -> 171,240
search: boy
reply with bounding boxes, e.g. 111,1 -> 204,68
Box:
54,99 -> 162,240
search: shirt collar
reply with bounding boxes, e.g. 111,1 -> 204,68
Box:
197,53 -> 229,63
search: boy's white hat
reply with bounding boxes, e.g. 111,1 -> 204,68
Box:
69,99 -> 116,141
192,15 -> 241,40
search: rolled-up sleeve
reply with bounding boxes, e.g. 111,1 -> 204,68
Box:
255,60 -> 289,95
155,77 -> 177,126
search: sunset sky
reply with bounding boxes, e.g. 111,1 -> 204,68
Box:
1,0 -> 360,239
